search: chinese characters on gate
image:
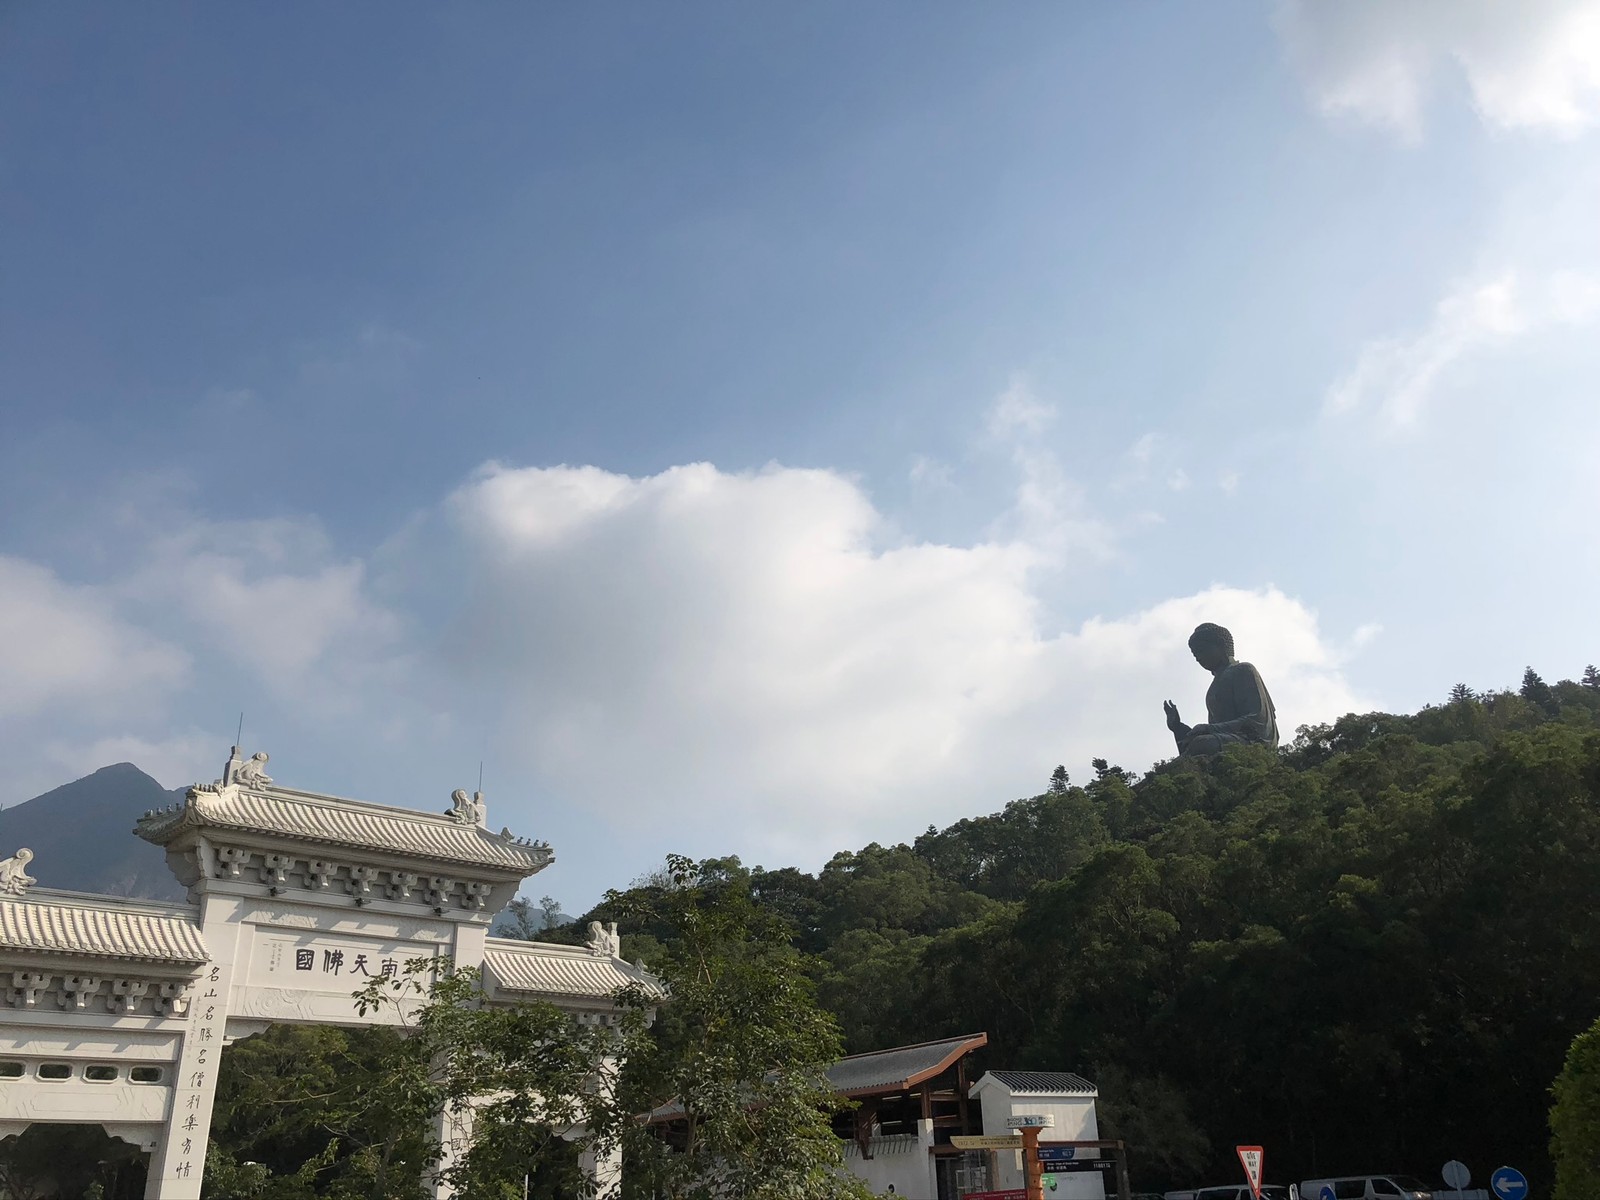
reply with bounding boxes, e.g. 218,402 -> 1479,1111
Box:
171,964 -> 226,1181
292,948 -> 399,977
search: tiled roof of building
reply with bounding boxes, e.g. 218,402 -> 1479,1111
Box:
646,1032 -> 990,1124
981,1070 -> 1096,1095
0,890 -> 207,966
482,938 -> 666,1002
826,1033 -> 989,1098
136,782 -> 553,875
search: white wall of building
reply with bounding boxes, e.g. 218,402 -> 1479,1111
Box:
841,1126 -> 938,1198
975,1088 -> 1106,1200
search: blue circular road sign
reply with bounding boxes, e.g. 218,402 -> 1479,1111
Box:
1490,1166 -> 1528,1200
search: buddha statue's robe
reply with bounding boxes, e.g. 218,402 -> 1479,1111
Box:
1179,661 -> 1278,755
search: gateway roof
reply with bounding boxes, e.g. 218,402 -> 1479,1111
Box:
0,890 -> 207,966
483,938 -> 665,1002
136,782 -> 553,875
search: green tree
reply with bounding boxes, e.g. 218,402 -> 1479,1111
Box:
1093,1065 -> 1209,1188
815,927 -> 930,1053
351,960 -> 634,1200
1048,764 -> 1070,794
1522,666 -> 1557,715
207,1024 -> 433,1199
1551,1015 -> 1600,1199
494,895 -> 547,940
0,1125 -> 145,1200
610,854 -> 874,1200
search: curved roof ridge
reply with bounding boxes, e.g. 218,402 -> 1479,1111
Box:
482,941 -> 666,1002
20,888 -> 199,918
826,1031 -> 988,1098
135,782 -> 554,875
835,1031 -> 988,1062
0,893 -> 208,965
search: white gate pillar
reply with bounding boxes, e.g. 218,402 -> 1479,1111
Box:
144,894 -> 245,1200
579,1141 -> 622,1200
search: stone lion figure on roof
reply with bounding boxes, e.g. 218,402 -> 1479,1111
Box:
0,848 -> 36,895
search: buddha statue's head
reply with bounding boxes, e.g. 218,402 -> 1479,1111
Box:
1188,622 -> 1235,673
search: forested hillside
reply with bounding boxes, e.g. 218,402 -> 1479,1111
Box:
576,667 -> 1600,1191
32,670 -> 1590,1196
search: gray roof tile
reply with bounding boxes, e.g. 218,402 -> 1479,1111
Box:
982,1070 -> 1096,1095
483,938 -> 665,1002
0,890 -> 207,966
826,1033 -> 988,1096
137,783 -> 553,874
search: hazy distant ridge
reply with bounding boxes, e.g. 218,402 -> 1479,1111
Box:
0,763 -> 188,901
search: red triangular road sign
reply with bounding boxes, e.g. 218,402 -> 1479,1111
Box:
1236,1145 -> 1264,1199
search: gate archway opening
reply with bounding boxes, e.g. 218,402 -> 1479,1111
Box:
0,1120 -> 149,1200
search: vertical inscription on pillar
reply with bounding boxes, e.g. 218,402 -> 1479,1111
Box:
166,963 -> 226,1183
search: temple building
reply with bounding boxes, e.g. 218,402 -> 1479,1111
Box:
646,1030 -> 1110,1199
0,748 -> 658,1200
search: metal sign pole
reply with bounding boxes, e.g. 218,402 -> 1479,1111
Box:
1114,1140 -> 1132,1200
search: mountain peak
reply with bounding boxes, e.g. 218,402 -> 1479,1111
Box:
1,762 -> 189,900
91,761 -> 161,781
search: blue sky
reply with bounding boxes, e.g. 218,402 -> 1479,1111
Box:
3,2 -> 1598,910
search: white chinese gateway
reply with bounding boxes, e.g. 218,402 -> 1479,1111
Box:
0,747 -> 661,1199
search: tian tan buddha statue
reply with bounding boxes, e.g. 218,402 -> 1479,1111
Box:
1162,622 -> 1278,756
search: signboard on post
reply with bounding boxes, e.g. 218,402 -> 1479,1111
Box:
1236,1145 -> 1264,1200
950,1135 -> 1024,1150
1039,1160 -> 1115,1174
1036,1147 -> 1082,1163
1007,1114 -> 1056,1129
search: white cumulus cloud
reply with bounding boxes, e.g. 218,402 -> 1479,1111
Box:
434,462 -> 1365,864
0,445 -> 1371,879
127,517 -> 404,689
0,556 -> 189,719
1277,0 -> 1600,139
1325,271 -> 1600,427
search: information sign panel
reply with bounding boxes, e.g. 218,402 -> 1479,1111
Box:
950,1135 -> 1023,1150
1036,1147 -> 1080,1163
1042,1160 -> 1114,1174
1006,1114 -> 1055,1129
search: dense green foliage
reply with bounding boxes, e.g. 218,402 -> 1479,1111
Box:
609,854 -> 874,1200
121,666 -> 1599,1197
204,1023 -> 432,1198
581,669 -> 1600,1191
0,1124 -> 145,1199
1550,1016 -> 1600,1200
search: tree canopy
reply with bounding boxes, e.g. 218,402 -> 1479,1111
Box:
182,665 -> 1600,1196
578,668 -> 1600,1192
